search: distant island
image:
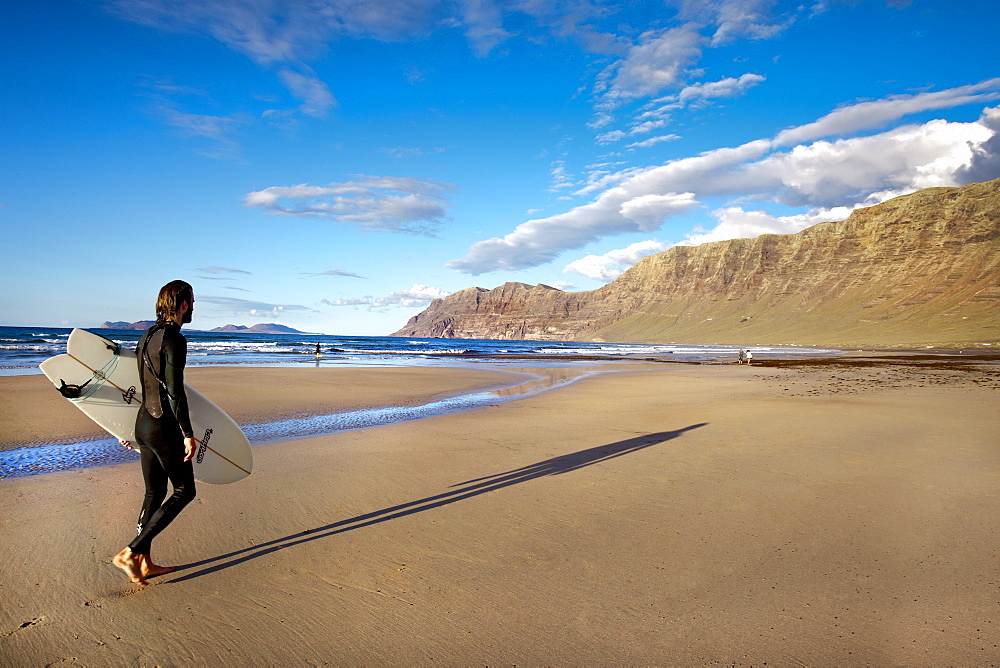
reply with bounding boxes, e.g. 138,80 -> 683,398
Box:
100,321 -> 155,331
208,323 -> 317,335
100,321 -> 317,335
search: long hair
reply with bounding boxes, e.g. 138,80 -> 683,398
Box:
155,280 -> 194,324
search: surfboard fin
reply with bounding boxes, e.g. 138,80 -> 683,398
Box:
58,378 -> 91,398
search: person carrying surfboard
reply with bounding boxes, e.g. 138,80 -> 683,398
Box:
113,280 -> 199,585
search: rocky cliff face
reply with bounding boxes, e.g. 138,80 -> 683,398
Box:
393,179 -> 1000,347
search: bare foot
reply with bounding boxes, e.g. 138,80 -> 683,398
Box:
112,548 -> 148,585
138,555 -> 176,579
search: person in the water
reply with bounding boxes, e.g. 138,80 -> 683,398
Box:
113,280 -> 198,585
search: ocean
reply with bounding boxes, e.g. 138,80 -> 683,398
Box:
0,325 -> 836,375
1,325 -> 839,478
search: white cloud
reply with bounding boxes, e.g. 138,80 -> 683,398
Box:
446,190 -> 697,273
620,193 -> 699,230
587,112 -> 616,129
773,78 -> 1000,147
303,268 -> 366,278
672,0 -> 792,45
627,134 -> 680,149
277,66 -> 337,117
245,176 -> 454,234
959,106 -> 1000,182
450,83 -> 1000,274
322,284 -> 450,309
384,146 -> 447,159
512,0 -> 625,55
677,73 -> 766,106
629,119 -> 671,135
573,164 -> 643,197
322,297 -> 371,306
455,0 -> 510,56
201,295 -> 312,318
154,103 -> 247,159
746,117 -> 994,207
709,0 -> 791,44
548,160 -> 575,190
591,0 -> 781,129
564,239 -> 670,280
373,284 -> 451,307
596,129 -> 627,144
385,147 -> 425,159
198,265 -> 251,275
627,73 -> 765,136
602,24 -> 705,103
676,205 -> 855,247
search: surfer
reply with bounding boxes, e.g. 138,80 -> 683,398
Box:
113,280 -> 198,585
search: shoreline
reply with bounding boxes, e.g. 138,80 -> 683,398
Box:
0,365 -> 531,451
4,351 -> 997,452
0,365 -> 611,478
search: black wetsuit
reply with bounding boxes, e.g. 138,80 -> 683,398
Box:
129,322 -> 196,556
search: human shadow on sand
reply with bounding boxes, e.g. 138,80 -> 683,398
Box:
169,423 -> 707,583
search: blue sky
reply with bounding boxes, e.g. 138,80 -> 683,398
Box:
3,0 -> 998,335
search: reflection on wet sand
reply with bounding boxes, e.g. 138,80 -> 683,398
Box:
487,366 -> 596,398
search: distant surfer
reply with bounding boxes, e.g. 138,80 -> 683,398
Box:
113,280 -> 198,585
315,342 -> 321,356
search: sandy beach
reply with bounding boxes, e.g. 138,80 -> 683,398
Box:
1,358 -> 997,664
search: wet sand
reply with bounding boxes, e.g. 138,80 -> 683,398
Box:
0,366 -> 521,450
0,360 -> 997,664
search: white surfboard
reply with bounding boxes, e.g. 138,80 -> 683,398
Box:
39,328 -> 252,484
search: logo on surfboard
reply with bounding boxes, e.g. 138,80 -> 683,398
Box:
122,385 -> 137,404
196,428 -> 213,463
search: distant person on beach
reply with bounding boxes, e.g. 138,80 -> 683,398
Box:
745,349 -> 753,364
315,342 -> 321,356
113,280 -> 198,585
738,349 -> 746,364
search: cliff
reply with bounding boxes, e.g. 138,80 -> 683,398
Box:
393,178 -> 1000,347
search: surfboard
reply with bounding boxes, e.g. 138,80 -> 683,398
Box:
39,328 -> 253,484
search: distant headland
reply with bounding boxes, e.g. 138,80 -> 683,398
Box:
100,321 -> 316,335
100,321 -> 156,331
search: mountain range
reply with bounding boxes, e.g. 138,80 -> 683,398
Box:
393,178 -> 1000,348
